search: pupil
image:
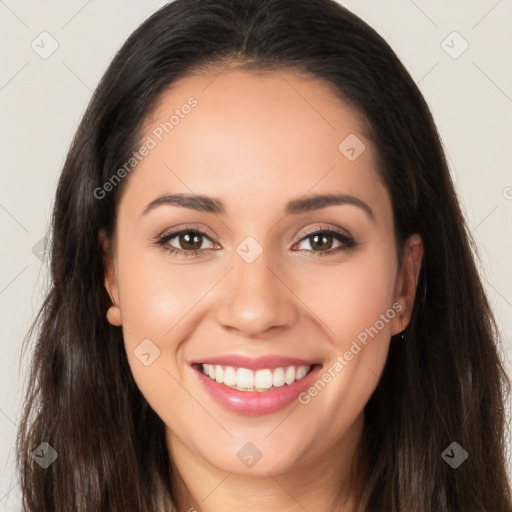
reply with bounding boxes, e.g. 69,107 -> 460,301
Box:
311,233 -> 332,251
181,232 -> 202,250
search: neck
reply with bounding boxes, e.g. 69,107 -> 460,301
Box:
167,413 -> 365,512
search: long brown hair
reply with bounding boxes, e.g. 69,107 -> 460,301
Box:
16,0 -> 512,510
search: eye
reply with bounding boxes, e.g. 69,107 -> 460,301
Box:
156,227 -> 218,257
155,226 -> 357,258
293,227 -> 357,256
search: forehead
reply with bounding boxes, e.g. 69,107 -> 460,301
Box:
121,67 -> 389,222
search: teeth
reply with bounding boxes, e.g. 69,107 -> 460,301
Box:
296,366 -> 308,380
285,366 -> 295,385
272,367 -> 285,387
215,365 -> 224,384
200,364 -> 311,391
224,366 -> 237,386
256,369 -> 273,389
237,368 -> 254,388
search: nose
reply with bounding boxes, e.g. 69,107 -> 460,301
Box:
214,248 -> 299,338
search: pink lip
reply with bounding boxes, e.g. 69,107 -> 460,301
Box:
190,354 -> 318,370
193,363 -> 322,416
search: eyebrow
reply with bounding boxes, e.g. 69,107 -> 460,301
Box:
142,192 -> 375,222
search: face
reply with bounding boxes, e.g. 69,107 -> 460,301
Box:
103,67 -> 422,482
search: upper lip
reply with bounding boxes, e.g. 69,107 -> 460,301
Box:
190,354 -> 319,371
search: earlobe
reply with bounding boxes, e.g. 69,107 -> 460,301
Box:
99,230 -> 122,326
106,305 -> 122,326
391,233 -> 423,336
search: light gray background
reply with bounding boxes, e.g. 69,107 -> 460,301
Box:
1,0 -> 511,508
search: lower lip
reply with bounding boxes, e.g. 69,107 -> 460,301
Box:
194,364 -> 322,415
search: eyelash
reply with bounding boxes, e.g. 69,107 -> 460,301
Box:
155,225 -> 357,258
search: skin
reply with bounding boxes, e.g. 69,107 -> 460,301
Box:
102,65 -> 423,512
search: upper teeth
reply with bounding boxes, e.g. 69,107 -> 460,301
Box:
201,364 -> 311,392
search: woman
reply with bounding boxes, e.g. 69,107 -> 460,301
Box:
16,0 -> 512,510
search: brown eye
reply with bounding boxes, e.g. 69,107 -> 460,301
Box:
294,229 -> 356,256
177,231 -> 204,251
309,233 -> 335,251
156,228 -> 216,256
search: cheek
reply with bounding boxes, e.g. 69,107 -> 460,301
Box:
117,241 -> 215,335
116,233 -> 397,390
115,244 -> 223,387
293,241 -> 398,406
115,247 -> 208,421
296,243 -> 398,345
290,245 -> 398,441
117,234 -> 398,351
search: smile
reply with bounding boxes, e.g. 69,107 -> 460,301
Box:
191,357 -> 322,415
200,363 -> 311,392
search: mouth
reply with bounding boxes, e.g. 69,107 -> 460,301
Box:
190,358 -> 323,415
193,363 -> 314,392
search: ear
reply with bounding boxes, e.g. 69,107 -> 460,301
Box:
99,229 -> 122,326
390,233 -> 423,335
